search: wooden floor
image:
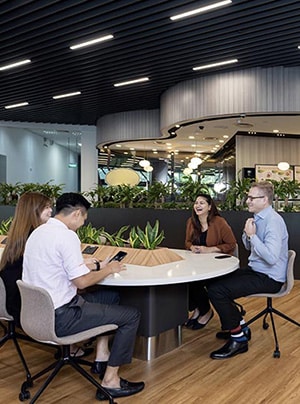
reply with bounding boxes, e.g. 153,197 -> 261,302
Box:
1,281 -> 300,403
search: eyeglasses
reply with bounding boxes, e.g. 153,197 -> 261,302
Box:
246,195 -> 265,201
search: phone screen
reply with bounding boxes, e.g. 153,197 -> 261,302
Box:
215,255 -> 231,259
82,245 -> 98,255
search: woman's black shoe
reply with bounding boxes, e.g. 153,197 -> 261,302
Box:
185,318 -> 197,328
192,310 -> 214,330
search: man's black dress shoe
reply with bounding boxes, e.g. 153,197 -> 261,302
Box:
216,327 -> 251,341
96,378 -> 145,400
91,361 -> 108,379
210,339 -> 248,359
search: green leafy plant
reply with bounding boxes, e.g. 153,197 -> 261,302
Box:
0,181 -> 64,206
146,181 -> 171,209
128,227 -> 142,249
135,220 -> 165,250
99,225 -> 130,247
179,176 -> 213,207
270,179 -> 300,211
218,176 -> 253,211
0,217 -> 13,235
82,186 -> 114,208
76,223 -> 105,244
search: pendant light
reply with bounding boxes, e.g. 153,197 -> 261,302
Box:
277,162 -> 290,171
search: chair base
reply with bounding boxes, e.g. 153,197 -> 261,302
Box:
0,321 -> 32,384
19,345 -> 116,404
246,297 -> 300,358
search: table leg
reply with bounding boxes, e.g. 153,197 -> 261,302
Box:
118,284 -> 188,360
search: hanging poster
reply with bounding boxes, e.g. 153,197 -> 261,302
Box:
294,166 -> 300,183
255,164 -> 294,181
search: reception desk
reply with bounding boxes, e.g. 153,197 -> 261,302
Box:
85,245 -> 239,360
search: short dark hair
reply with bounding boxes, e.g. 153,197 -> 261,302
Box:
55,193 -> 91,214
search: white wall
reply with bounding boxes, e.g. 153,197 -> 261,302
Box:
0,126 -> 78,192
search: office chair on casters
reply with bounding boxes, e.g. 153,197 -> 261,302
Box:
0,277 -> 32,385
17,280 -> 118,404
245,250 -> 300,358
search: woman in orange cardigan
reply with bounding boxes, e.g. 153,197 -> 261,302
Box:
185,193 -> 236,330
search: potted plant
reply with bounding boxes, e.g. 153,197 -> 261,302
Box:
76,223 -> 106,245
99,225 -> 130,247
0,217 -> 13,235
134,220 -> 165,250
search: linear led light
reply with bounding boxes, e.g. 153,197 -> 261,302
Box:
0,59 -> 31,71
4,102 -> 29,109
170,0 -> 232,21
53,91 -> 81,99
70,34 -> 114,50
193,58 -> 238,71
114,77 -> 150,87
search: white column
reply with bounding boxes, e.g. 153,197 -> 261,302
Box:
81,127 -> 98,193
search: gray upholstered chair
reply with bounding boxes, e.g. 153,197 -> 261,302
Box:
0,277 -> 32,384
246,250 -> 300,358
17,280 -> 118,403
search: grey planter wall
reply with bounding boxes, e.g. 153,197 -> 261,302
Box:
1,206 -> 299,278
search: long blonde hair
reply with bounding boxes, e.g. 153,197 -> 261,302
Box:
0,192 -> 51,269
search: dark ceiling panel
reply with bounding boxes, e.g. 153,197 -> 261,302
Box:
0,0 -> 299,125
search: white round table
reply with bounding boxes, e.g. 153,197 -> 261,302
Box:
98,249 -> 239,360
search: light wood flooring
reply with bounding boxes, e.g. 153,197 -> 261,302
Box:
1,281 -> 300,404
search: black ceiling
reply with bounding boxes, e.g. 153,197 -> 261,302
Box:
1,0 -> 300,126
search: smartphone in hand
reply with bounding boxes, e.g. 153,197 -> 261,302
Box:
109,251 -> 128,262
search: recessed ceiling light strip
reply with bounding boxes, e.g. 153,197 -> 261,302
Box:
114,77 -> 149,87
70,35 -> 114,50
53,91 -> 81,99
170,0 -> 232,21
193,59 -> 238,71
4,102 -> 29,109
0,59 -> 31,71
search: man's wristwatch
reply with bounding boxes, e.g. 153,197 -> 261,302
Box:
94,260 -> 101,271
247,234 -> 254,241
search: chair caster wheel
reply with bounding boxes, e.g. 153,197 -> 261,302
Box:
263,322 -> 269,330
273,351 -> 280,358
19,390 -> 30,401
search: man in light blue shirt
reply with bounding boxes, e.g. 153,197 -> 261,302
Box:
208,181 -> 288,359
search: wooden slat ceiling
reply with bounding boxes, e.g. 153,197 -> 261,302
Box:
0,0 -> 300,126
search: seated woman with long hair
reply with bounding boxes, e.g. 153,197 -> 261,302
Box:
185,193 -> 236,330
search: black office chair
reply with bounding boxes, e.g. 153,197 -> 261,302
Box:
246,250 -> 300,358
0,277 -> 32,385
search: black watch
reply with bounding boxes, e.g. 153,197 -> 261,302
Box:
94,260 -> 101,271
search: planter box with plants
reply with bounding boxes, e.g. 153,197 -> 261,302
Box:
1,178 -> 300,277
